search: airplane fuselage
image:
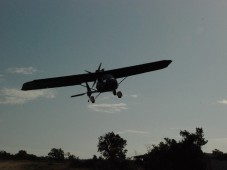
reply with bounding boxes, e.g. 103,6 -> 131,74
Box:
96,74 -> 118,92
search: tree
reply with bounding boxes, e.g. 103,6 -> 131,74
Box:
48,148 -> 64,161
144,128 -> 208,170
15,150 -> 28,160
212,149 -> 226,160
65,152 -> 78,160
180,128 -> 208,147
14,150 -> 37,160
0,150 -> 11,160
98,132 -> 127,160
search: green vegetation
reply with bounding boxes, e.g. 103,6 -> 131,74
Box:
142,128 -> 208,170
98,131 -> 127,160
48,148 -> 65,161
1,128 -> 227,170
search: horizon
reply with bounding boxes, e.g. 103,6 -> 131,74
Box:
1,0 -> 227,159
0,127 -> 216,158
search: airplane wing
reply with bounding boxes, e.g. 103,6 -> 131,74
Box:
22,72 -> 97,90
21,60 -> 172,91
105,60 -> 172,79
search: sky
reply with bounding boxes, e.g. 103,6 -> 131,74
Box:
0,0 -> 227,159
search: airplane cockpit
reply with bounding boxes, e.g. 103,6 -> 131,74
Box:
101,74 -> 115,83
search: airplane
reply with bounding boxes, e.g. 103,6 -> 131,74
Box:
21,60 -> 172,103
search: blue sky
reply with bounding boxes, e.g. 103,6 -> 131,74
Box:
1,0 -> 227,158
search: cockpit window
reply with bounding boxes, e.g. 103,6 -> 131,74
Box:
102,74 -> 114,81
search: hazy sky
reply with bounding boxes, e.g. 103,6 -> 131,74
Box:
1,0 -> 227,158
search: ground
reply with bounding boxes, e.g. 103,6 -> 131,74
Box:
0,161 -> 89,170
1,159 -> 227,170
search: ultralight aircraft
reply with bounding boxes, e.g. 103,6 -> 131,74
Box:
22,60 -> 172,103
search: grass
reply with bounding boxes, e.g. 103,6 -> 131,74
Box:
0,161 -> 90,170
1,159 -> 227,170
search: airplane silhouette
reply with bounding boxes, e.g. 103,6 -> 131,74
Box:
22,60 -> 172,103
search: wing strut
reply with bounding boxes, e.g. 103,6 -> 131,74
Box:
118,77 -> 127,85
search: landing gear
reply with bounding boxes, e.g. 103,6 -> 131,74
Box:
116,91 -> 122,98
113,90 -> 117,96
113,90 -> 122,98
90,96 -> 95,103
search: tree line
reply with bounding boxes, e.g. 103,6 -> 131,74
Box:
0,128 -> 226,170
0,148 -> 78,161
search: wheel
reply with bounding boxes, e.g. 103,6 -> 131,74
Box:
113,90 -> 117,96
117,91 -> 122,98
90,96 -> 95,103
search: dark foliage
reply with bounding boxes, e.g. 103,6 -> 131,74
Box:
48,148 -> 64,161
14,150 -> 38,160
212,149 -> 227,160
0,150 -> 38,160
0,150 -> 12,160
143,128 -> 208,170
97,131 -> 127,160
1,128 -> 227,170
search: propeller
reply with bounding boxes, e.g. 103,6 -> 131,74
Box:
85,63 -> 102,74
96,63 -> 102,72
71,82 -> 92,98
84,63 -> 103,88
92,63 -> 103,88
84,70 -> 92,74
